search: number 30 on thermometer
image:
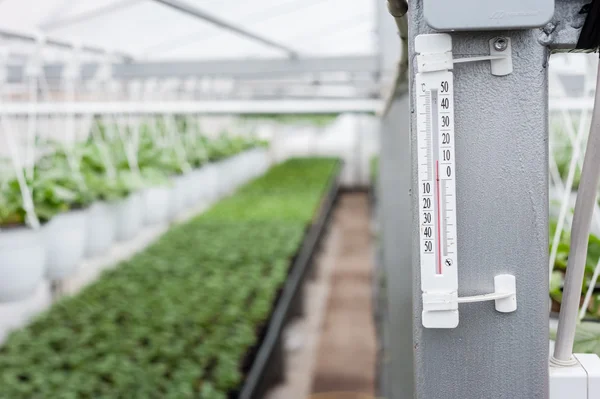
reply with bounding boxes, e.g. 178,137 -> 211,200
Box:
416,70 -> 458,293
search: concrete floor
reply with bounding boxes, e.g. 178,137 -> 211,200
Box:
267,192 -> 377,398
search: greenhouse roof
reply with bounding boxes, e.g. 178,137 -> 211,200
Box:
0,0 -> 376,61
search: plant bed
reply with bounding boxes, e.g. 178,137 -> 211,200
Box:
236,165 -> 340,399
0,158 -> 340,399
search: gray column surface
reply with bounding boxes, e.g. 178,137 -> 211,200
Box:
409,1 -> 549,398
380,94 -> 413,398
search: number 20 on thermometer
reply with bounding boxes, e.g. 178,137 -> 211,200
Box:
416,70 -> 458,298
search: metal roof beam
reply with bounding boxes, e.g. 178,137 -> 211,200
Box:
0,99 -> 381,115
0,28 -> 133,61
4,56 -> 376,82
148,0 -> 299,58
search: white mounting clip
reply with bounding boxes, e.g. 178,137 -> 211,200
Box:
422,274 -> 517,329
416,33 -> 513,76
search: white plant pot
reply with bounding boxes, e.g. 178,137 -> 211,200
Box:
183,173 -> 198,207
237,152 -> 249,186
212,160 -> 225,197
202,164 -> 218,202
252,148 -> 269,178
244,149 -> 261,182
170,174 -> 190,218
189,169 -> 205,204
187,166 -> 216,206
238,149 -> 262,186
232,152 -> 247,186
0,227 -> 46,302
114,193 -> 144,242
242,150 -> 257,182
142,186 -> 172,225
249,149 -> 262,180
44,209 -> 88,281
216,156 -> 239,196
0,282 -> 51,344
85,201 -> 117,257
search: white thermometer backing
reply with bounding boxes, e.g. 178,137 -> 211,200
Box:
415,34 -> 459,328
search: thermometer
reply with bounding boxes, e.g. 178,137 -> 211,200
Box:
415,34 -> 459,328
416,34 -> 517,329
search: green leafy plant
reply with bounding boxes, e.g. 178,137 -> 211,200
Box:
243,113 -> 339,127
0,158 -> 339,398
0,161 -> 93,227
549,217 -> 600,318
204,158 -> 338,223
206,134 -> 254,162
0,120 -> 268,228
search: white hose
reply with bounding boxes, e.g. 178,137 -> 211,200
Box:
552,60 -> 600,364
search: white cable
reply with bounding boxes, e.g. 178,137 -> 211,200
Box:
90,119 -> 117,179
567,107 -> 600,319
550,104 -> 600,320
548,112 -> 588,280
0,46 -> 39,230
580,258 -> 600,320
0,117 -> 40,229
553,61 -> 600,364
549,150 -> 566,196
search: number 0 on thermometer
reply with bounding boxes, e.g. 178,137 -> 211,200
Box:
416,70 -> 458,300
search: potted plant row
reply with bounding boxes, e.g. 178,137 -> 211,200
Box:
0,118 -> 270,304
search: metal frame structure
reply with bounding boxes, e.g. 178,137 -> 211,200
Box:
3,56 -> 378,82
0,99 -> 380,115
0,0 -> 382,105
0,28 -> 132,60
150,0 -> 299,58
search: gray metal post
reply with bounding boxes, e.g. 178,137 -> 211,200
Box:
376,0 -> 414,396
409,1 -> 550,398
379,93 -> 413,398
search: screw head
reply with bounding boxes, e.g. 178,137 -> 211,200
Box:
493,37 -> 508,52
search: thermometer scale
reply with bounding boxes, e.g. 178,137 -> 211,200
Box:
417,73 -> 458,285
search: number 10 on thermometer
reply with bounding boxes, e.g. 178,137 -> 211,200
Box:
416,70 -> 458,296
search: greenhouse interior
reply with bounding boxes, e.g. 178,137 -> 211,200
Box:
0,1 -> 599,398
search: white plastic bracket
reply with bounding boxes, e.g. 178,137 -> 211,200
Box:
422,274 -> 517,329
416,33 -> 512,76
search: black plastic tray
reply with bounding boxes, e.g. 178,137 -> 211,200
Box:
236,164 -> 341,399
